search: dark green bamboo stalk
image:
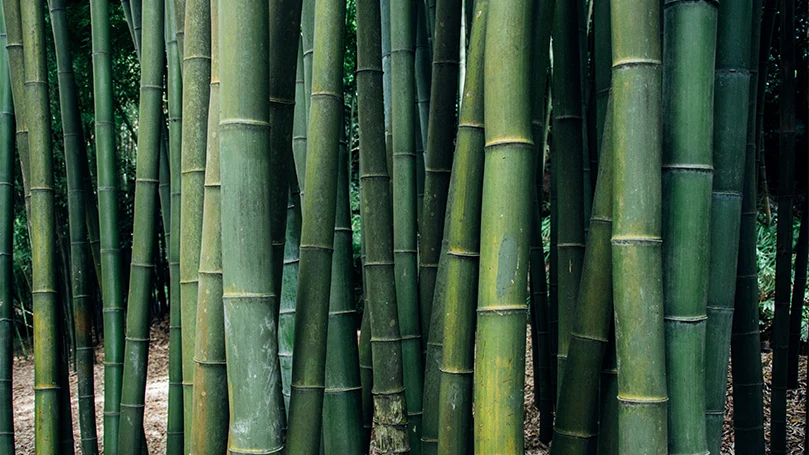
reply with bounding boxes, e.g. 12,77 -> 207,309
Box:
551,0 -> 585,388
116,0 -> 165,451
322,124 -> 363,454
174,0 -> 185,60
220,0 -> 284,452
598,332 -> 619,455
48,0 -> 100,452
120,0 -> 136,54
389,0 -> 423,451
90,0 -> 127,451
610,0 -> 668,451
381,0 -> 392,179
292,38 -> 307,195
179,0 -> 211,443
268,0 -> 303,420
159,128 -> 172,239
755,0 -> 776,204
730,2 -> 764,449
286,0 -> 346,449
419,0 -> 461,342
189,2 -> 226,453
415,0 -> 430,158
301,0 -> 313,120
771,0 -> 796,451
0,0 -> 14,450
23,0 -> 60,451
593,0 -> 610,160
788,206 -> 808,389
430,2 -> 486,453
660,0 -> 717,453
705,2 -> 752,452
165,0 -> 184,452
3,0 -> 30,234
130,0 -> 142,56
358,307 -> 373,449
551,96 -> 614,455
356,0 -> 409,448
473,0 -> 532,451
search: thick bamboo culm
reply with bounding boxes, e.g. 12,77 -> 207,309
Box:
116,0 -> 165,452
48,0 -> 100,452
660,0 -> 716,452
473,0 -> 533,452
356,0 -> 409,448
609,0 -> 668,451
705,1 -> 752,452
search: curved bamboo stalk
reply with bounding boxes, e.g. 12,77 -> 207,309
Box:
473,0 -> 533,451
286,0 -> 346,448
22,0 -> 61,450
551,96 -> 613,455
389,0 -> 423,450
419,0 -> 461,342
164,1 -> 184,451
322,125 -> 363,453
0,1 -> 14,450
188,2 -> 227,453
705,2 -> 752,452
730,2 -> 765,448
430,2 -> 486,453
770,0 -> 796,452
661,0 -> 717,452
178,0 -> 211,443
48,0 -> 100,451
610,0 -> 668,451
116,0 -> 165,451
90,0 -> 127,451
356,0 -> 409,448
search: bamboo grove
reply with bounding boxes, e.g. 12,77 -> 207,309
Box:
2,0 -> 809,453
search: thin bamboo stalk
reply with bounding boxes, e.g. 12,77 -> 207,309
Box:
755,0 -> 777,213
771,0 -> 796,451
174,0 -> 185,60
473,0 -> 533,451
116,0 -> 165,451
610,0 -> 668,450
23,0 -> 61,450
301,0 -> 313,120
130,0 -> 142,56
415,0 -> 430,162
788,205 -> 808,388
48,0 -> 101,451
356,0 -> 410,447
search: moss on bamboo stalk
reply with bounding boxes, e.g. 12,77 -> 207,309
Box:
609,0 -> 668,451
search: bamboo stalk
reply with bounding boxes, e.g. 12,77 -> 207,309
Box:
610,0 -> 668,451
771,0 -> 796,451
473,0 -> 533,451
48,0 -> 101,451
356,0 -> 410,448
165,0 -> 184,452
174,0 -> 185,60
0,0 -> 14,450
419,0 -> 462,342
22,0 -> 62,450
301,0 -> 313,120
116,0 -> 165,451
705,2 -> 752,452
788,205 -> 808,388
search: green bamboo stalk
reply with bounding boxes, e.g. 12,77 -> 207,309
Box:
268,0 -> 303,419
130,0 -> 142,56
82,147 -> 103,294
165,0 -> 184,452
551,0 -> 585,389
356,0 -> 410,448
301,0 -> 313,120
755,0 -> 776,207
48,0 -> 101,452
389,0 -> 423,451
358,306 -> 373,449
551,96 -> 614,455
0,0 -> 14,450
473,0 -> 532,451
415,0 -> 430,160
3,0 -> 30,235
174,0 -> 185,60
730,2 -> 764,447
120,0 -> 136,54
704,2 -> 752,452
220,0 -> 285,452
771,0 -> 796,451
597,332 -> 619,455
419,0 -> 461,342
90,0 -> 127,451
381,0 -> 392,179
661,0 -> 717,452
188,2 -> 227,453
178,0 -> 211,444
23,0 -> 60,451
282,38 -> 306,411
322,124 -> 363,454
610,0 -> 668,451
430,2 -> 486,453
593,0 -> 610,160
788,207 -> 808,389
159,127 -> 172,239
116,0 -> 165,451
286,0 -> 346,448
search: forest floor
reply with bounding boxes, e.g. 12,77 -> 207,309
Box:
10,317 -> 809,454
